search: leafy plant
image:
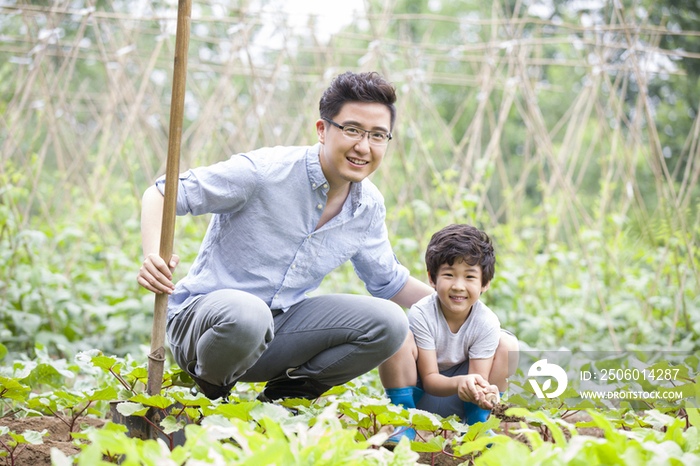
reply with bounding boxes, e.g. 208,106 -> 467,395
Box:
0,376 -> 30,417
24,387 -> 116,440
0,427 -> 47,466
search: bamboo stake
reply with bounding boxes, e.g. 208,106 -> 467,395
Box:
147,0 -> 192,397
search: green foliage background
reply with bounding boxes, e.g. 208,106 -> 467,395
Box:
0,0 -> 699,361
1,1 -> 699,464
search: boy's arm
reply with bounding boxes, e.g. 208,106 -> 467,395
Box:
417,348 -> 498,409
468,357 -> 494,381
416,347 -> 489,399
137,185 -> 179,294
466,357 -> 499,408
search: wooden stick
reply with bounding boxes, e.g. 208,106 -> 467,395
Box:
147,0 -> 192,397
485,392 -> 500,406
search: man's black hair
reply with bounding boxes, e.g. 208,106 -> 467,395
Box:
319,71 -> 397,130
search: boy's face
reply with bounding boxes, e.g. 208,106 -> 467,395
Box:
429,258 -> 490,319
316,101 -> 391,189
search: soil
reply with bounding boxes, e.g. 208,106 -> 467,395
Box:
0,416 -> 106,466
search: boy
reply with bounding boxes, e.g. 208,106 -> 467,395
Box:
378,224 -> 516,442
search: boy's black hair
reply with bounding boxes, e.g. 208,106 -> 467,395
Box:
425,224 -> 495,287
319,71 -> 397,130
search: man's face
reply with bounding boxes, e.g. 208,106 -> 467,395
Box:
317,101 -> 392,189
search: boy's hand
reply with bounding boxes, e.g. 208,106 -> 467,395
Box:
137,253 -> 180,294
457,375 -> 499,410
480,384 -> 500,410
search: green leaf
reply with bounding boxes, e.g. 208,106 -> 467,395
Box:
52,390 -> 83,409
360,403 -> 391,416
324,384 -> 349,396
169,390 -> 211,408
258,417 -> 287,440
89,356 -> 118,371
214,401 -> 259,421
410,435 -> 447,452
0,343 -> 7,362
124,367 -> 148,381
20,363 -> 73,388
687,408 -> 700,428
440,416 -> 470,433
377,411 -> 410,427
10,429 -> 47,445
86,386 -> 118,402
251,401 -> 292,421
115,401 -> 149,417
566,399 -> 597,410
389,437 -> 421,465
184,407 -> 202,421
129,393 -> 173,409
462,416 -> 501,441
0,376 -> 31,402
456,434 -> 512,455
160,415 -> 185,435
50,449 -> 73,466
642,409 -> 679,430
26,396 -> 58,413
645,361 -> 690,380
409,410 -> 442,431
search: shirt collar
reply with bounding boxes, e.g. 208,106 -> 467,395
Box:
306,144 -> 364,213
306,144 -> 327,191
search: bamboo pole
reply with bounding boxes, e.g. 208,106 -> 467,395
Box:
147,0 -> 192,397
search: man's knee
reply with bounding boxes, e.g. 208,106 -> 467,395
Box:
209,290 -> 272,338
192,290 -> 274,384
370,299 -> 409,358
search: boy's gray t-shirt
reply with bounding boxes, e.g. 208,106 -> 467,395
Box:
409,293 -> 501,372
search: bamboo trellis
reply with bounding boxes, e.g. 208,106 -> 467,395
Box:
1,0 -> 698,350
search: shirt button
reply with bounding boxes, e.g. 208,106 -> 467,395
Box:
317,204 -> 323,209
312,183 -> 317,188
274,294 -> 278,299
307,235 -> 311,239
291,264 -> 296,269
323,183 -> 328,189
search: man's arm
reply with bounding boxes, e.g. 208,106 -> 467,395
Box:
390,276 -> 433,308
136,185 -> 179,294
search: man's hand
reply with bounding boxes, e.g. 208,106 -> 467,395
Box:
457,374 -> 499,410
137,253 -> 180,294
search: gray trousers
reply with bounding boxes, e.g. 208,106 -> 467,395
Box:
166,290 -> 408,387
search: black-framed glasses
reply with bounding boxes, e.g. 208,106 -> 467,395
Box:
324,119 -> 392,146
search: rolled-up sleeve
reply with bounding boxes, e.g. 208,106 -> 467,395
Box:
155,153 -> 259,216
351,204 -> 409,300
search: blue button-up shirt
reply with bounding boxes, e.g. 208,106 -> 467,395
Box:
156,144 -> 409,319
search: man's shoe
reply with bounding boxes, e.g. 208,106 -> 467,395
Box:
257,374 -> 332,403
187,361 -> 236,401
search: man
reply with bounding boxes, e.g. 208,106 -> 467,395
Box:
137,71 -> 433,401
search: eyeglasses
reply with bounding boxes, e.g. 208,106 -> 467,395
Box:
324,119 -> 392,146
